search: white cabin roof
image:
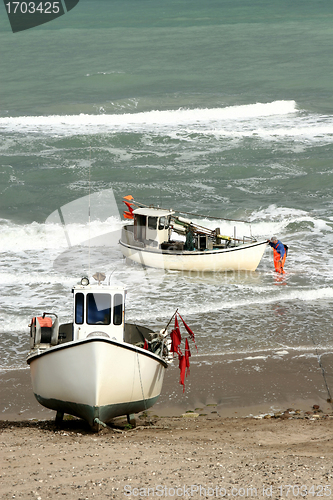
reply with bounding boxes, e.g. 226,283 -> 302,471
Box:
72,284 -> 126,293
133,207 -> 175,217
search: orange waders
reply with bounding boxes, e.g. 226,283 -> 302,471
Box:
273,249 -> 286,274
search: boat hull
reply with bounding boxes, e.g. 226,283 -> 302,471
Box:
27,338 -> 167,428
119,240 -> 268,272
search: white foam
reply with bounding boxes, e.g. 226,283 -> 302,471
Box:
2,100 -> 332,147
138,287 -> 333,321
248,205 -> 333,238
5,202 -> 329,256
0,217 -> 122,252
0,100 -> 297,136
184,204 -> 332,243
244,355 -> 268,360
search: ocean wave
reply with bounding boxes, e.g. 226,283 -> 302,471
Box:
0,217 -> 122,252
1,100 -> 333,145
130,286 -> 333,322
191,205 -> 333,240
0,100 -> 298,136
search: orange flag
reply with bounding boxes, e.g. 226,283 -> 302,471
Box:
123,211 -> 134,219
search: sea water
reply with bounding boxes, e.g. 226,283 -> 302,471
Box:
0,1 -> 333,374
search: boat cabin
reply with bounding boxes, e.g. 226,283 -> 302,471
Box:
29,282 -> 127,349
132,207 -> 174,246
72,283 -> 126,342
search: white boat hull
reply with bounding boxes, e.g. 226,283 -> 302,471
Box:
120,240 -> 268,272
27,337 -> 167,428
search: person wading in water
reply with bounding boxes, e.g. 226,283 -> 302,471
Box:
267,237 -> 288,274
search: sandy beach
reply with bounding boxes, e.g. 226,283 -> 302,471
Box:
1,349 -> 333,499
1,412 -> 333,500
2,0 -> 333,498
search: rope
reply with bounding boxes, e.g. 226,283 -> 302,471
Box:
126,198 -> 250,224
136,350 -> 150,423
94,417 -> 107,428
310,332 -> 333,406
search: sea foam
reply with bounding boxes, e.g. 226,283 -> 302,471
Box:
0,100 -> 297,135
1,100 -> 333,146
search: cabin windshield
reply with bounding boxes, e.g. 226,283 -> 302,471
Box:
87,293 -> 111,325
74,292 -> 124,326
159,216 -> 169,230
75,293 -> 84,324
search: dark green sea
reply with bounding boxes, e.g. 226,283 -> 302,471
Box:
1,1 -> 333,405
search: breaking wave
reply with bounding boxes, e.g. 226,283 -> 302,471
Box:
0,100 -> 298,136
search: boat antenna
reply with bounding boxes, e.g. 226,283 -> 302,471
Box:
88,146 -> 91,277
108,268 -> 117,285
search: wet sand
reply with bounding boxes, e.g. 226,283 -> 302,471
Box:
1,349 -> 333,420
1,350 -> 333,499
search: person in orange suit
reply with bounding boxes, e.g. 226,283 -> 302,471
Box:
268,236 -> 287,274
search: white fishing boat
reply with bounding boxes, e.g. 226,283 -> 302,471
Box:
120,197 -> 268,272
27,273 -> 171,431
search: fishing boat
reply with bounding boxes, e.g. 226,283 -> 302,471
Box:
27,273 -> 171,431
119,197 -> 268,272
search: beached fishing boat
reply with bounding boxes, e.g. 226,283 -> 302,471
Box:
120,197 -> 268,272
27,273 -> 171,431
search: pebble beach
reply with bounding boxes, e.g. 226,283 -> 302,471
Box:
1,351 -> 333,499
2,1 -> 333,498
1,412 -> 333,500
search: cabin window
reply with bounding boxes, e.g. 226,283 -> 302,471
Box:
159,216 -> 166,230
113,293 -> 123,325
148,217 -> 157,230
86,293 -> 111,325
75,293 -> 84,324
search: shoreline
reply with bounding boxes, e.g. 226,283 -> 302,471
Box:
1,348 -> 333,422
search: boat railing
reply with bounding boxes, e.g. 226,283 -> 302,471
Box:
124,322 -> 154,344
